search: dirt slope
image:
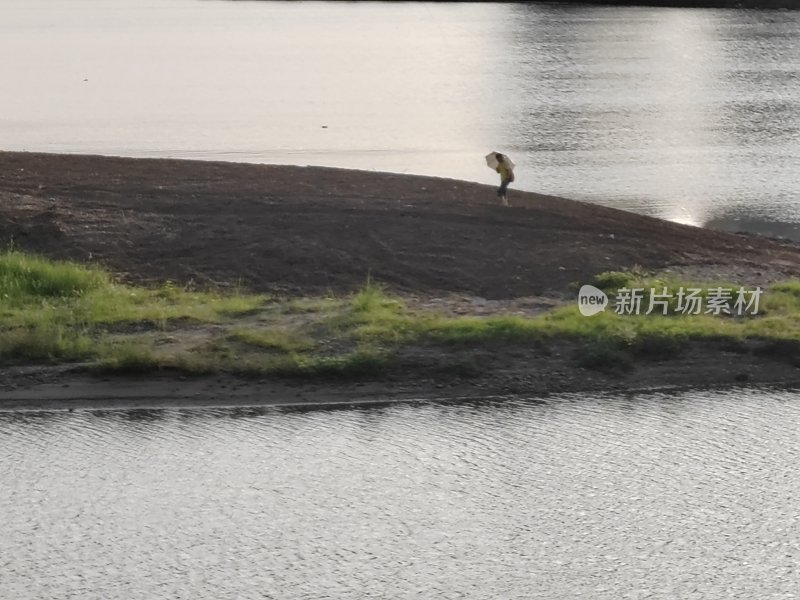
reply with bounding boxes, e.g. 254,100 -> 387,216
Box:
2,151 -> 800,299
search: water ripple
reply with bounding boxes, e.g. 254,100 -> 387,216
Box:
3,388 -> 800,598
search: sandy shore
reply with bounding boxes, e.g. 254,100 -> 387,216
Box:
3,151 -> 800,409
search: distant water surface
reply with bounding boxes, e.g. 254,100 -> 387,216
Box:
3,388 -> 800,598
1,1 -> 800,236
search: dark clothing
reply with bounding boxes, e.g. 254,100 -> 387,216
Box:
497,180 -> 510,197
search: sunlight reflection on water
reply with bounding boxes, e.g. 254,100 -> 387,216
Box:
1,1 -> 800,236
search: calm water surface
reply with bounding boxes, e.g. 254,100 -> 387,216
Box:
1,1 -> 800,236
3,388 -> 800,598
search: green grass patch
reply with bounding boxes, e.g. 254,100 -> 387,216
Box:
7,251 -> 800,379
0,250 -> 267,365
331,281 -> 419,342
228,328 -> 314,353
592,269 -> 639,291
421,314 -> 543,344
282,346 -> 390,379
0,326 -> 94,363
0,250 -> 266,330
94,341 -> 163,374
0,250 -> 108,302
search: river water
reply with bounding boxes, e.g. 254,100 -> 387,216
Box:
2,388 -> 800,598
4,4 -> 800,596
1,1 -> 800,237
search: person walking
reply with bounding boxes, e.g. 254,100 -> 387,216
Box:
486,152 -> 515,206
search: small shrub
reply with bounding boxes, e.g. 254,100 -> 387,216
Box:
0,326 -> 94,362
294,348 -> 389,379
96,344 -> 162,373
593,270 -> 637,291
626,333 -> 687,361
575,340 -> 632,372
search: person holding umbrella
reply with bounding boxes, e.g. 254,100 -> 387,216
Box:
485,152 -> 515,206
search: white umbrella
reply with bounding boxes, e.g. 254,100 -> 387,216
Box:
485,152 -> 515,170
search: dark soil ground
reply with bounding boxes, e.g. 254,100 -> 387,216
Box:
3,151 -> 800,300
3,151 -> 800,409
